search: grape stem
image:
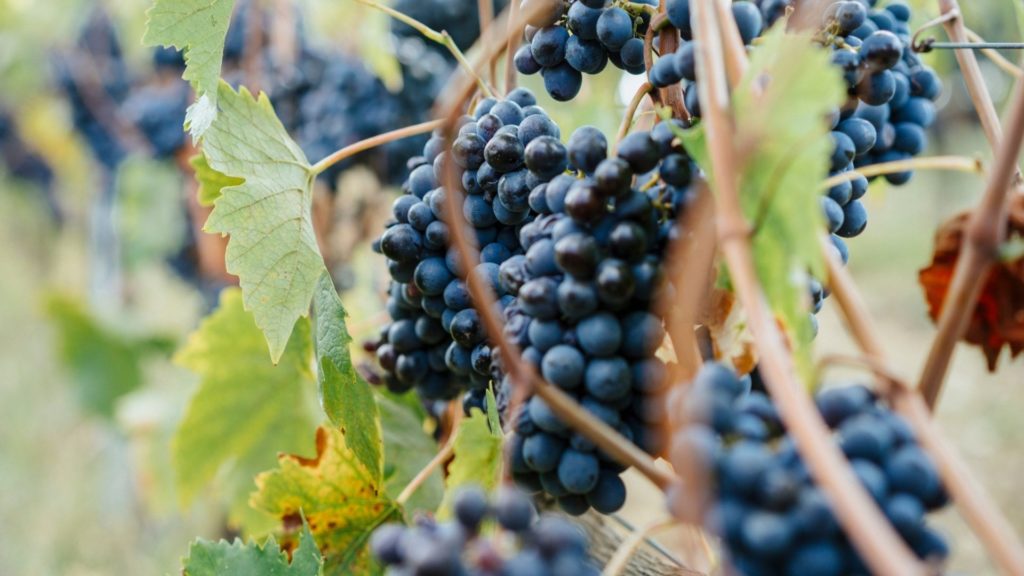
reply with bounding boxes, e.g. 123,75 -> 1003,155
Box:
615,82 -> 655,147
962,28 -> 1024,78
819,155 -> 984,189
654,11 -> 689,121
621,1 -> 658,18
917,76 -> 1024,409
602,519 -> 677,576
934,0 -> 1019,172
712,0 -> 748,85
502,0 -> 521,94
820,236 -> 1024,575
655,178 -> 716,527
432,0 -> 680,493
395,413 -> 460,505
477,0 -> 497,87
688,1 -> 928,574
353,0 -> 496,98
310,119 -> 442,176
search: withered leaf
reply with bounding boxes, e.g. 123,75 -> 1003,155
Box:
919,194 -> 1024,370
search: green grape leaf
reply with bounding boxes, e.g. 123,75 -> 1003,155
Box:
313,272 -> 383,483
202,82 -> 325,363
674,26 -> 843,383
251,426 -> 400,576
142,0 -> 236,138
437,389 -> 503,520
378,394 -> 443,517
734,26 -> 844,382
173,288 -> 318,531
44,294 -> 174,418
183,517 -> 323,576
191,153 -> 243,207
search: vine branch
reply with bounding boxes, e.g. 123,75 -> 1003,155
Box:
688,2 -> 926,573
819,155 -> 984,189
396,415 -> 459,505
616,82 -> 655,146
433,0 -> 678,492
477,0 -> 497,87
935,0 -> 1013,161
310,119 -> 442,176
820,236 -> 1024,575
503,0 -> 521,94
917,77 -> 1024,409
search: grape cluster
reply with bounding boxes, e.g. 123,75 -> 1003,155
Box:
0,106 -> 60,223
53,8 -> 130,169
514,0 -> 659,101
500,121 -> 698,515
657,0 -> 940,261
371,486 -> 599,575
822,0 -> 940,211
667,363 -> 950,575
371,88 -> 567,402
390,0 -> 509,111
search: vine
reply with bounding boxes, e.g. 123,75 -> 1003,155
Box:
88,0 -> 1024,573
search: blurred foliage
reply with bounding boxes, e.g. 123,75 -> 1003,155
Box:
44,292 -> 175,418
1,0 -> 1024,574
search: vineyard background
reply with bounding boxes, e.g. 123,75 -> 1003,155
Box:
0,0 -> 1022,574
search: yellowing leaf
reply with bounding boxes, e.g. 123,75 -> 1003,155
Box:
183,517 -> 323,576
437,390 -> 503,520
251,426 -> 400,576
313,272 -> 382,481
142,0 -> 236,138
202,83 -> 325,363
191,153 -> 243,207
173,288 -> 318,532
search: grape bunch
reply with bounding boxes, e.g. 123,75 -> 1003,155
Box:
655,0 -> 941,261
667,363 -> 950,575
814,0 -> 941,259
390,0 -> 509,111
53,7 -> 131,169
499,121 -> 698,515
0,106 -> 60,223
371,88 -> 568,402
514,0 -> 660,101
371,486 -> 600,575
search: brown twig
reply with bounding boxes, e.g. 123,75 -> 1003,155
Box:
963,28 -> 1024,79
918,78 -> 1024,409
396,412 -> 460,505
477,0 -> 496,87
935,0 -> 1010,158
712,0 -> 748,85
660,181 -> 716,383
819,155 -> 984,189
434,0 -> 678,492
503,0 -> 521,94
615,82 -> 655,146
657,181 -> 716,524
689,2 -> 926,573
311,119 -> 442,175
242,0 -> 265,93
820,236 -> 1024,575
656,6 -> 689,121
